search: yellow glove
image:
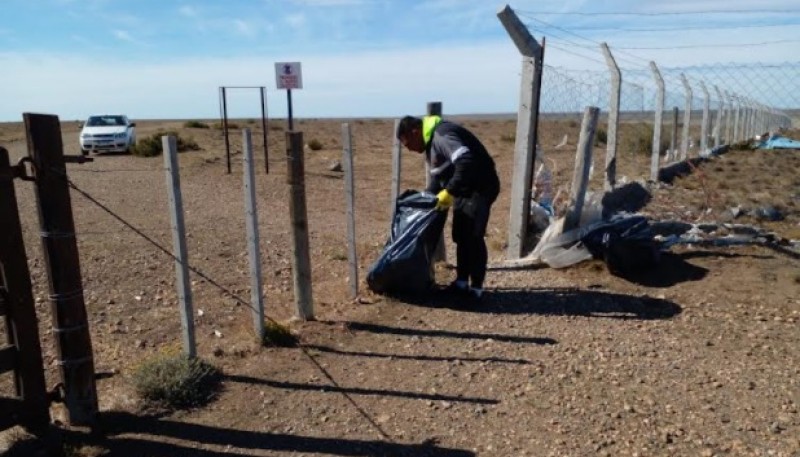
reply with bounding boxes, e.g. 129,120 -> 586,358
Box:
435,189 -> 454,211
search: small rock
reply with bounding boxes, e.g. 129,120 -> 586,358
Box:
213,330 -> 223,338
328,161 -> 343,172
769,422 -> 783,434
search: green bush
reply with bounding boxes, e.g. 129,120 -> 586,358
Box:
184,120 -> 210,129
131,131 -> 200,157
131,354 -> 221,410
307,139 -> 324,151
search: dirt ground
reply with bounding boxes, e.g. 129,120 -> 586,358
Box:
1,116 -> 799,457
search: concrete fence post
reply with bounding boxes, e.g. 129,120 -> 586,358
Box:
285,131 -> 314,320
600,42 -> 620,191
649,62 -> 665,181
713,85 -> 725,147
700,81 -> 710,153
670,107 -> 679,164
242,129 -> 265,338
564,107 -> 600,231
162,135 -> 197,358
498,4 -> 544,259
680,74 -> 692,160
733,95 -> 742,143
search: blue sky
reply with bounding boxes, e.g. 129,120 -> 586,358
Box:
1,0 -> 798,121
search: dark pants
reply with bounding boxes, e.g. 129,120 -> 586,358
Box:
452,192 -> 497,289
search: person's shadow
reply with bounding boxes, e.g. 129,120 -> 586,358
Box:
395,286 -> 683,320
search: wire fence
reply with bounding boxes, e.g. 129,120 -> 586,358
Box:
516,8 -> 800,150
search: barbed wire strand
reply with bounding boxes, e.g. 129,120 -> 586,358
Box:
49,166 -> 395,442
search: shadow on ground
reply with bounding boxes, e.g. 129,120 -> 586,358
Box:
2,412 -> 476,457
611,252 -> 708,287
391,287 -> 682,320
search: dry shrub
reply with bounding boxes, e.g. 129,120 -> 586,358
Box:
131,131 -> 200,157
131,354 -> 221,409
619,122 -> 669,155
262,320 -> 298,347
183,120 -> 210,129
307,139 -> 324,151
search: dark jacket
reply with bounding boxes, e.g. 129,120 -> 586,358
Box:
425,120 -> 500,200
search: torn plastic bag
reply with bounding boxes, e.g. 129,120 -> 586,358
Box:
367,190 -> 447,295
581,215 -> 660,275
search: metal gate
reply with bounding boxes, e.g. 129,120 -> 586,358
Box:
0,146 -> 50,434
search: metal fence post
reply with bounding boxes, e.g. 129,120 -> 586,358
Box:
24,113 -> 98,426
162,135 -> 196,358
342,123 -> 359,300
242,129 -> 265,338
680,74 -> 692,160
498,4 -> 544,259
649,62 -> 664,181
600,43 -> 620,191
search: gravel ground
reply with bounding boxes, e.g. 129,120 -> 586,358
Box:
1,118 -> 798,457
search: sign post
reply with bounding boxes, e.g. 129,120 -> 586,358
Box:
275,62 -> 303,131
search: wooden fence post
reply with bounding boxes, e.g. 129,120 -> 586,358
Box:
286,132 -> 314,320
680,73 -> 692,160
649,62 -> 664,181
242,129 -> 265,338
498,4 -> 544,259
0,147 -> 50,434
600,43 -> 620,192
162,135 -> 196,358
342,123 -> 359,300
564,107 -> 599,232
24,113 -> 98,426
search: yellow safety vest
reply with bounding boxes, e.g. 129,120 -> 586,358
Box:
422,115 -> 442,146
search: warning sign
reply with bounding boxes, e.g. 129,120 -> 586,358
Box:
275,62 -> 303,90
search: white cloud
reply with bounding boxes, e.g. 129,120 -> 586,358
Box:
233,19 -> 257,38
112,30 -> 138,44
285,13 -> 307,29
178,5 -> 198,18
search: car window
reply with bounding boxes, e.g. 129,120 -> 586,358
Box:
86,116 -> 126,126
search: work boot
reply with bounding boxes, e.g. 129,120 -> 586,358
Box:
440,280 -> 469,296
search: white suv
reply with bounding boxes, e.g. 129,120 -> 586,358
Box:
79,114 -> 136,155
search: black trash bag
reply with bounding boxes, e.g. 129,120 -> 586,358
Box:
581,215 -> 660,275
367,190 -> 447,295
